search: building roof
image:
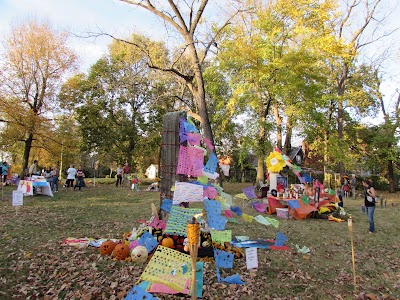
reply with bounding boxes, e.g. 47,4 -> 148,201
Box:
287,146 -> 303,161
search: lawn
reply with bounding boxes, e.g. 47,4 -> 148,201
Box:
0,181 -> 399,300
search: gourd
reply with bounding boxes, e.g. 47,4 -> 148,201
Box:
100,240 -> 117,256
161,237 -> 174,248
113,243 -> 130,260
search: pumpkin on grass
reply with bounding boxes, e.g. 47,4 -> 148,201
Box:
100,240 -> 117,256
131,246 -> 148,263
113,243 -> 130,260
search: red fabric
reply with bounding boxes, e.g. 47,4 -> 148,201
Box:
289,199 -> 317,220
267,196 -> 286,215
270,245 -> 290,251
320,193 -> 339,202
317,200 -> 330,208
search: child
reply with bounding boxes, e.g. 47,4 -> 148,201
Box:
131,175 -> 140,191
337,189 -> 343,207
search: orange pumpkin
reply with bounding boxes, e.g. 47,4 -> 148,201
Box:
113,243 -> 130,260
100,240 -> 117,256
161,237 -> 174,248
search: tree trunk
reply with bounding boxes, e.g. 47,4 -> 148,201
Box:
387,159 -> 396,193
273,103 -> 282,150
187,43 -> 214,145
323,130 -> 329,185
256,108 -> 266,184
337,65 -> 348,176
21,133 -> 34,178
283,115 -> 293,154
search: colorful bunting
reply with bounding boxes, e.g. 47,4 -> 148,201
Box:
164,206 -> 203,236
138,231 -> 159,253
242,186 -> 257,199
274,232 -> 288,246
173,182 -> 204,204
203,152 -> 218,174
210,230 -> 232,245
160,199 -> 173,213
125,285 -> 159,300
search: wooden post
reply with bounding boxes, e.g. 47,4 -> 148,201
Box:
347,217 -> 357,294
187,217 -> 199,299
159,111 -> 187,219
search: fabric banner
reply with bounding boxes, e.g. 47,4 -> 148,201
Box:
173,182 -> 204,204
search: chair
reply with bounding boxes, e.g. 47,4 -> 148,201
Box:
241,186 -> 257,207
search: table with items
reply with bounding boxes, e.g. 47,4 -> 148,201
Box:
17,176 -> 53,197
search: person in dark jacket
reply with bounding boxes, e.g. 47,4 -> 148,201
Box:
362,178 -> 377,233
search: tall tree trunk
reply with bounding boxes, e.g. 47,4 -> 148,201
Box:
256,108 -> 266,184
387,160 -> 396,192
337,68 -> 347,176
323,130 -> 329,184
323,101 -> 335,186
273,103 -> 282,150
187,43 -> 214,145
283,115 -> 293,154
21,133 -> 34,178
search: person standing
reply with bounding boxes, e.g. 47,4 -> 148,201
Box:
51,165 -> 60,193
2,162 -> 10,185
351,174 -> 357,199
29,160 -> 39,176
74,166 -> 85,190
363,178 -> 377,233
336,189 -> 344,207
116,164 -> 123,187
43,166 -> 52,186
123,163 -> 131,187
66,164 -> 77,191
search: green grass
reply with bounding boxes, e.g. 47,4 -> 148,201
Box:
0,183 -> 399,300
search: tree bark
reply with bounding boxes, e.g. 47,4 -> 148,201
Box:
256,108 -> 266,184
273,102 -> 282,150
387,159 -> 396,193
337,66 -> 347,177
22,133 -> 34,178
283,115 -> 293,154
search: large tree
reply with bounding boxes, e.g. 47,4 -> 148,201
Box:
0,18 -> 77,176
59,34 -> 175,170
216,0 -> 335,183
326,0 -> 387,176
112,0 -> 242,147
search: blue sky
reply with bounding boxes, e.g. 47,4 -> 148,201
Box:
0,0 -> 165,72
1,0 -> 399,115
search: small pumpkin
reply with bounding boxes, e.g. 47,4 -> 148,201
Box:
100,240 -> 117,256
131,246 -> 148,263
161,237 -> 174,248
113,243 -> 130,260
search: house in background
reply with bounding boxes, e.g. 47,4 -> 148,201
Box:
287,146 -> 305,166
145,164 -> 159,179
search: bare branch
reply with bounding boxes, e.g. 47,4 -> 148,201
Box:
351,0 -> 382,45
338,0 -> 359,39
189,0 -> 208,36
120,0 -> 186,35
357,27 -> 400,48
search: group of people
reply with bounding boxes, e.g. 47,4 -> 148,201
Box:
28,160 -> 61,193
41,165 -> 60,193
115,163 -> 140,190
115,163 -> 131,187
64,164 -> 85,191
27,161 -> 86,192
